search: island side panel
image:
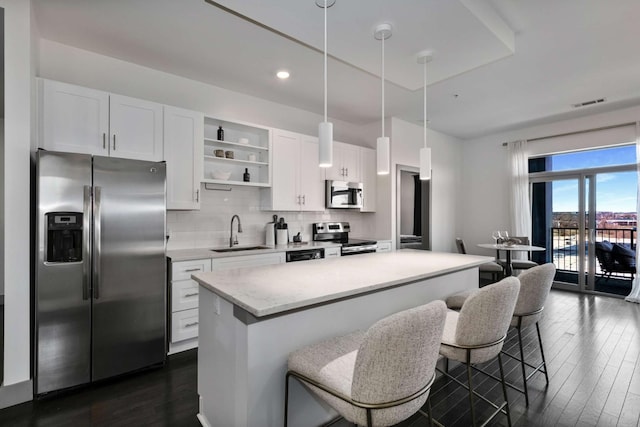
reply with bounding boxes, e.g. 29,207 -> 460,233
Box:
198,290 -> 249,427
199,267 -> 479,427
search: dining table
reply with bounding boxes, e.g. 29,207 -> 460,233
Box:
477,243 -> 545,276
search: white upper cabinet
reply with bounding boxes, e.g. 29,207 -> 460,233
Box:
109,94 -> 163,161
324,141 -> 361,182
38,79 -> 163,161
298,135 -> 325,211
39,79 -> 110,156
262,129 -> 325,212
360,147 -> 377,212
164,106 -> 204,210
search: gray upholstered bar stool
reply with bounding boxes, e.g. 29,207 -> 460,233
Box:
284,300 -> 447,427
446,263 -> 556,406
436,277 -> 520,427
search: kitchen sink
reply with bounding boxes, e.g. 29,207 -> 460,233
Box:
210,245 -> 272,253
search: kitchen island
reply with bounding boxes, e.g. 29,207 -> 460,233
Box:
192,250 -> 491,427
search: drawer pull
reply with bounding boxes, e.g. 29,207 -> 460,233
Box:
185,321 -> 199,328
184,292 -> 198,298
183,268 -> 201,272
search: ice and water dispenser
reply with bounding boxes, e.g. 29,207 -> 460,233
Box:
45,212 -> 83,263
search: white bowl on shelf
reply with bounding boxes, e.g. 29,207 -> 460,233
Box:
238,137 -> 249,145
211,170 -> 231,181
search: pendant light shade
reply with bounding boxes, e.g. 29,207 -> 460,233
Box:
319,121 -> 333,167
377,136 -> 390,174
317,0 -> 335,168
419,147 -> 431,180
417,50 -> 433,180
375,23 -> 392,175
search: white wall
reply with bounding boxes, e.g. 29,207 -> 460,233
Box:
388,117 -> 463,251
1,0 -> 32,388
38,39 -> 371,148
459,105 -> 640,256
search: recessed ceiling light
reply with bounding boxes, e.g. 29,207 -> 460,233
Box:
276,71 -> 290,80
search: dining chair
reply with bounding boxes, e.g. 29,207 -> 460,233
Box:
436,277 -> 520,427
498,236 -> 538,271
455,237 -> 503,282
445,263 -> 556,406
284,300 -> 447,427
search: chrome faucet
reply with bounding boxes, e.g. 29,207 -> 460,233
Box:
230,215 -> 243,247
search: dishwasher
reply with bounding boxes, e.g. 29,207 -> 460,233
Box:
285,248 -> 325,262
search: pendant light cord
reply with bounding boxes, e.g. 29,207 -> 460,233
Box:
423,59 -> 427,148
381,34 -> 385,138
324,0 -> 328,123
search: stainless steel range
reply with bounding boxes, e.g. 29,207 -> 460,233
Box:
312,222 -> 377,255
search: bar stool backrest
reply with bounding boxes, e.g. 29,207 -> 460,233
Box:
513,263 -> 556,326
456,277 -> 520,361
351,300 -> 447,413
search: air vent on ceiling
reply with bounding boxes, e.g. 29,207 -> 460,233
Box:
572,98 -> 606,108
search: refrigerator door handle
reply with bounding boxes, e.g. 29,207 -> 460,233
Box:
83,185 -> 92,300
93,186 -> 102,299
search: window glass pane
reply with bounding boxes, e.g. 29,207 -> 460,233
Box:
550,145 -> 636,171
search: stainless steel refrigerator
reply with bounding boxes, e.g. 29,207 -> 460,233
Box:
34,150 -> 167,395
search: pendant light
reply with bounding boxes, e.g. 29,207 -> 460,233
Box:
374,23 -> 392,175
417,51 -> 433,180
317,0 -> 335,167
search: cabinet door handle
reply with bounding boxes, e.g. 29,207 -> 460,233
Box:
112,134 -> 116,150
297,195 -> 301,205
184,292 -> 198,298
346,167 -> 349,176
102,133 -> 106,149
183,268 -> 201,272
185,321 -> 199,328
302,195 -> 306,205
196,189 -> 199,203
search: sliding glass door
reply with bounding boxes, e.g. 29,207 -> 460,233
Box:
530,160 -> 636,296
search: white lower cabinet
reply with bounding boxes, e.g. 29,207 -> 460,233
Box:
168,258 -> 212,355
168,252 -> 285,354
376,240 -> 392,252
324,247 -> 341,258
171,308 -> 200,343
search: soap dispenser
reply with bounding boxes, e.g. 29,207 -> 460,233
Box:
217,126 -> 224,141
243,168 -> 250,182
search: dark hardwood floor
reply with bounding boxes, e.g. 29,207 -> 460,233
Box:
1,302 -> 3,385
0,290 -> 638,426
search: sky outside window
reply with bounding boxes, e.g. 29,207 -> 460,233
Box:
550,145 -> 637,213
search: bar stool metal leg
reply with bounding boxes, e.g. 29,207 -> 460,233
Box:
536,321 -> 550,386
516,319 -> 529,406
466,349 -> 477,427
498,353 -> 512,427
284,372 -> 291,427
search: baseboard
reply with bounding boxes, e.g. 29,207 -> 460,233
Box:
0,379 -> 33,409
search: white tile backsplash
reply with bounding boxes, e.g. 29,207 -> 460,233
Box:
167,184 -> 375,250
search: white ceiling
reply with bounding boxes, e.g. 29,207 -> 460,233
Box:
32,0 -> 640,139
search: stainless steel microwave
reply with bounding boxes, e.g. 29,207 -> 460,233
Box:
326,180 -> 363,209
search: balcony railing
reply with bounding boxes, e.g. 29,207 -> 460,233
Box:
550,227 -> 636,278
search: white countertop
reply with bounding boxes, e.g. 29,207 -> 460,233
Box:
166,241 -> 342,262
192,250 -> 492,317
